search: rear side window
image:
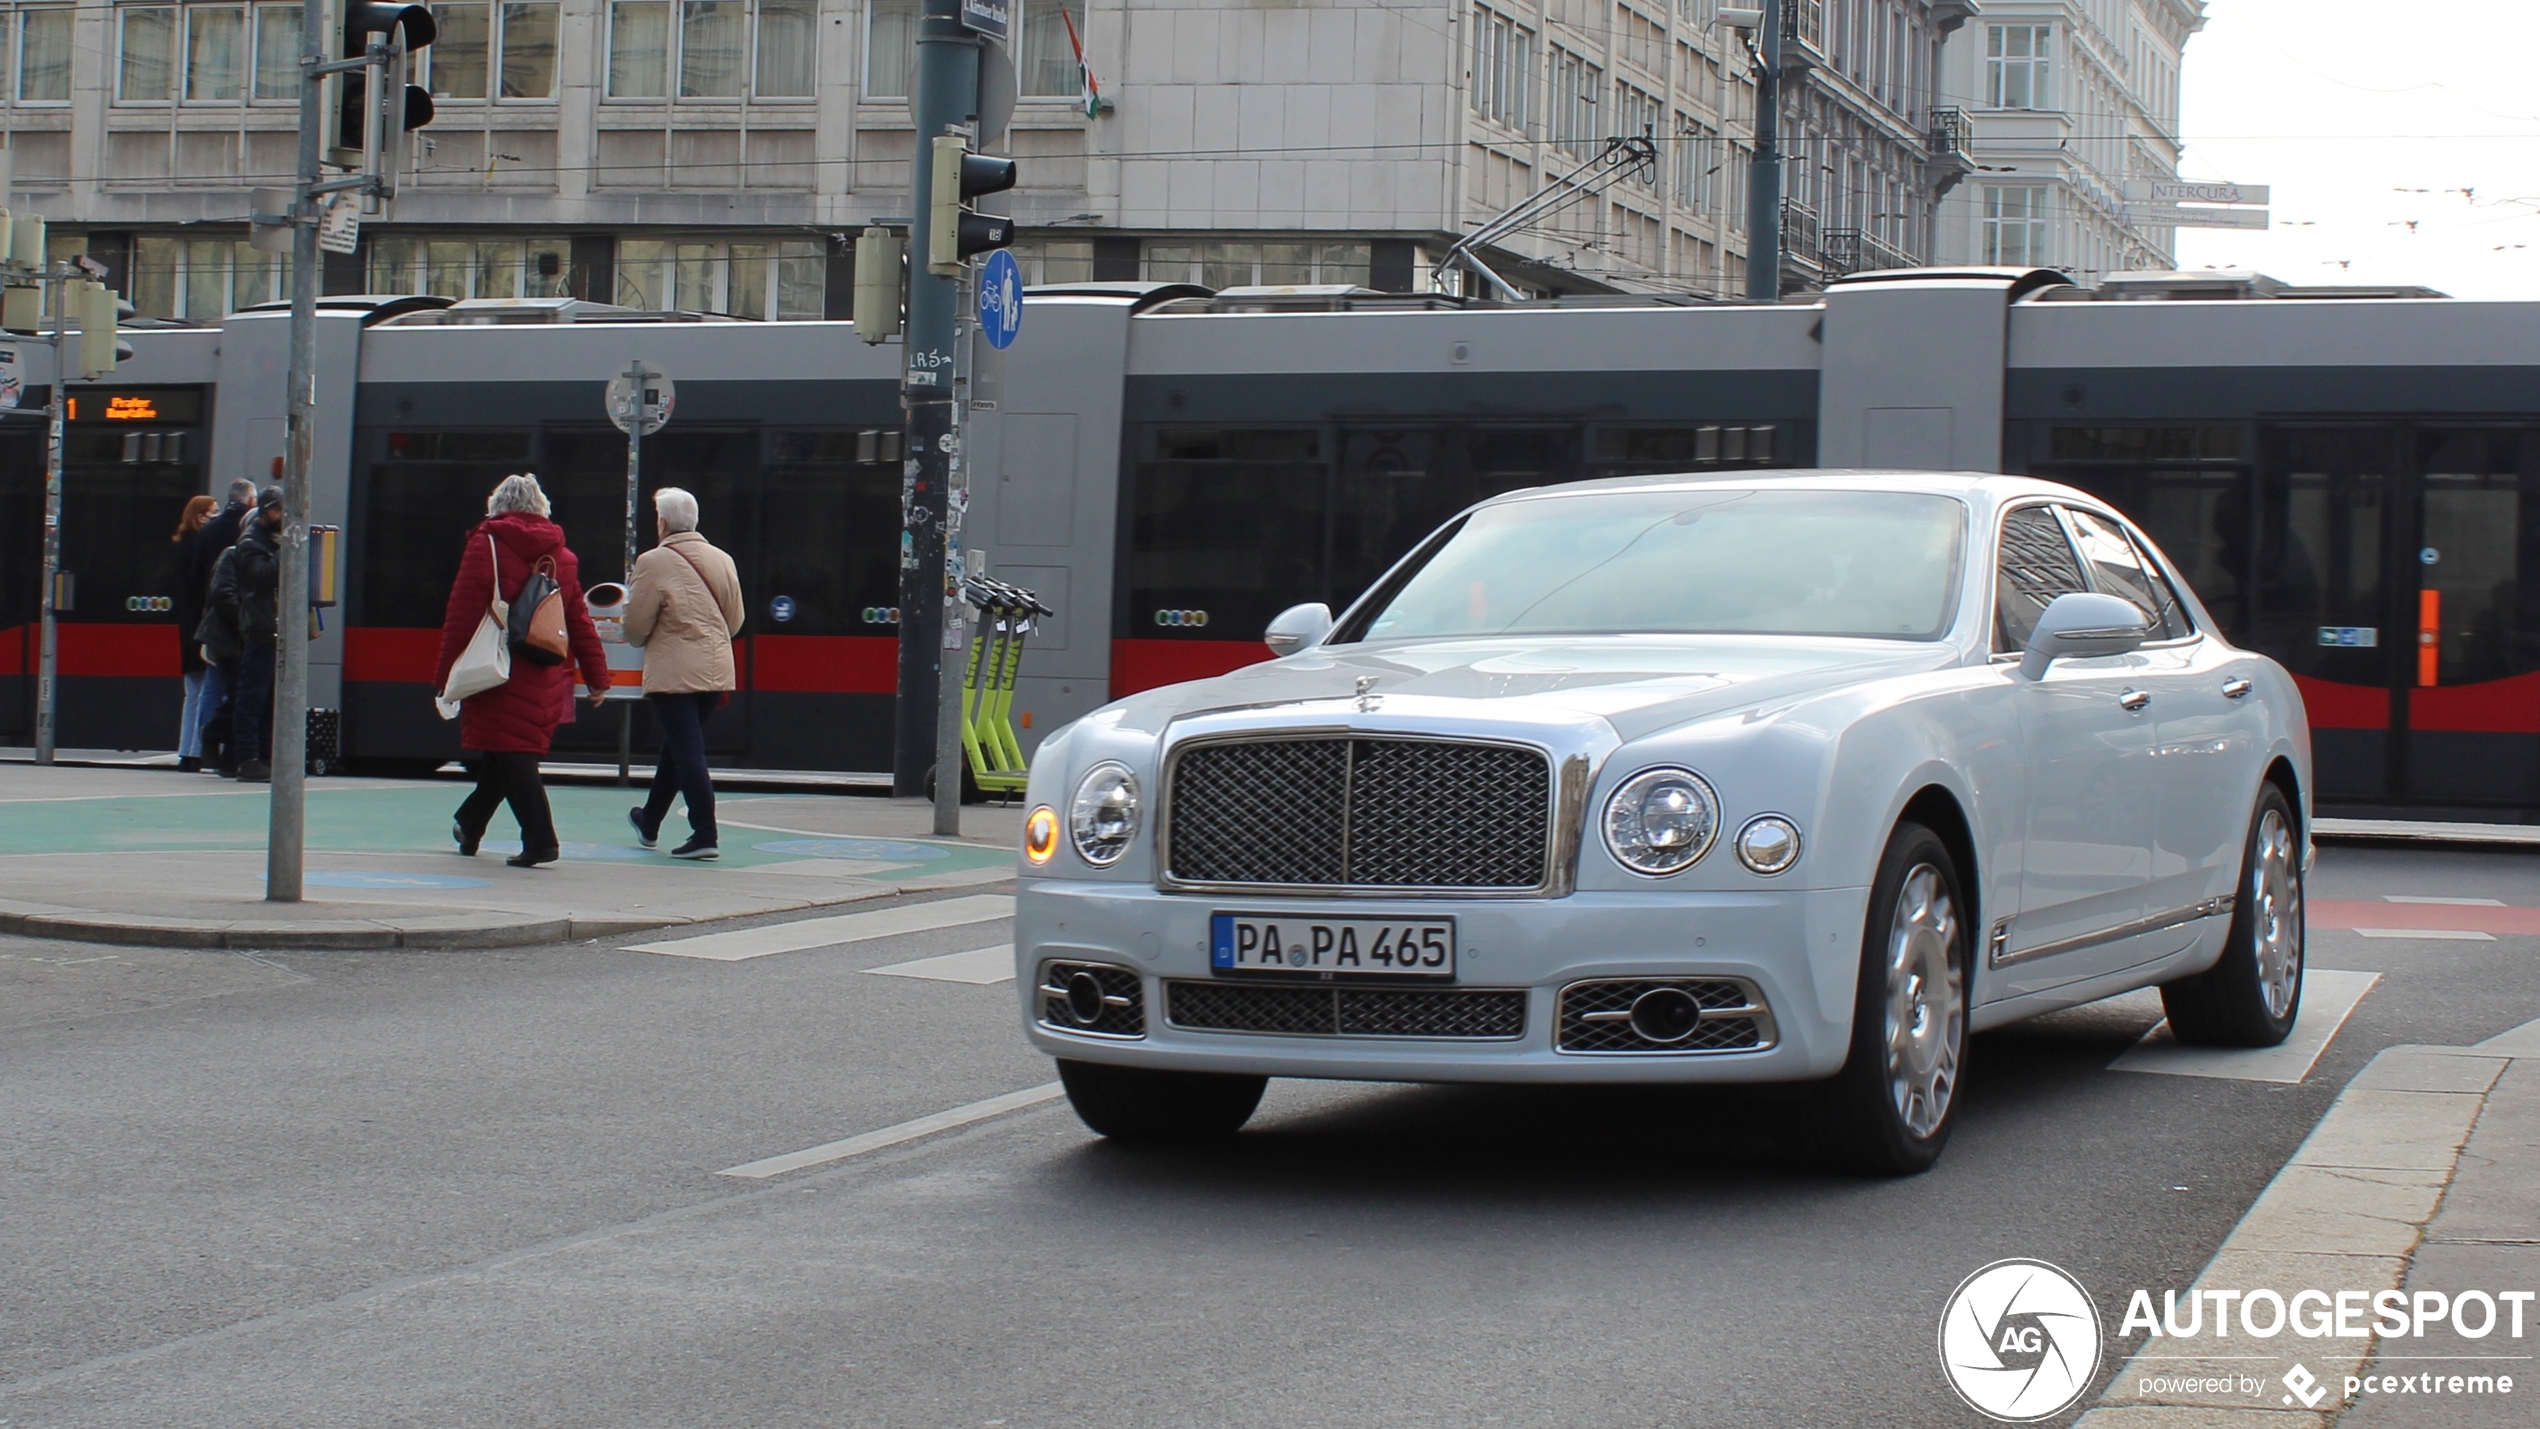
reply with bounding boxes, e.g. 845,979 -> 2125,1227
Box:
1995,505 -> 2088,652
2067,507 -> 2193,640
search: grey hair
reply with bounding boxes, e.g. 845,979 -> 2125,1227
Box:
487,473 -> 552,518
227,478 -> 256,503
653,486 -> 699,534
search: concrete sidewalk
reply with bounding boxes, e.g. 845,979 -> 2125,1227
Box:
2077,1018 -> 2540,1428
0,764 -> 1023,949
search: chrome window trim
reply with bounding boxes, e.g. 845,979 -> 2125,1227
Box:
1989,896 -> 2237,968
1154,728 -> 1581,899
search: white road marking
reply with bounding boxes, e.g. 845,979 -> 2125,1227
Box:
716,1083 -> 1064,1178
2381,895 -> 2507,907
623,894 -> 1013,961
865,945 -> 1014,984
2110,968 -> 2381,1083
2353,927 -> 2497,941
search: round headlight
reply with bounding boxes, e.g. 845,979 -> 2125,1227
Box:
1734,815 -> 1803,876
1602,767 -> 1720,876
1023,805 -> 1060,865
1068,763 -> 1141,866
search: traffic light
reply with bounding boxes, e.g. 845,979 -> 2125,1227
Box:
337,2 -> 435,198
927,136 -> 1017,277
72,279 -> 133,378
854,227 -> 904,345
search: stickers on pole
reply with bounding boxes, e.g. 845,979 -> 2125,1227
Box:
606,361 -> 674,436
979,248 -> 1022,351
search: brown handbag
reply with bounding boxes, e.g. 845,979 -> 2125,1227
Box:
524,557 -> 570,662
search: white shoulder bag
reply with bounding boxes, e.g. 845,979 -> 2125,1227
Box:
435,535 -> 512,719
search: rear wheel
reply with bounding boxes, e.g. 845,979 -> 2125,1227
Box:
1823,822 -> 1969,1176
1057,1059 -> 1267,1143
2161,785 -> 2304,1048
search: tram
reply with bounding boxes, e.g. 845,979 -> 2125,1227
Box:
5,267 -> 2539,817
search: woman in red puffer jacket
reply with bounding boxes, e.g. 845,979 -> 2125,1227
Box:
431,474 -> 612,867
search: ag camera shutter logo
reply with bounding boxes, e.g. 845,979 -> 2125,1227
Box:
1938,1259 -> 2103,1422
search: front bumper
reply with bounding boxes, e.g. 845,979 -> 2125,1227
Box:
1015,879 -> 1871,1083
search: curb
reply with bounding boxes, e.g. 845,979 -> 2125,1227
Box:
0,867 -> 1018,951
2073,1026 -> 2538,1428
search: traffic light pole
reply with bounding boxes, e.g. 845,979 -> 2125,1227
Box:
893,0 -> 980,835
268,0 -> 327,902
34,272 -> 66,766
1745,0 -> 1784,301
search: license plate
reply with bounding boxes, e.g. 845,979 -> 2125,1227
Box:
1210,913 -> 1455,979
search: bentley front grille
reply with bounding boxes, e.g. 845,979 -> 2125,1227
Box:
1038,961 -> 1146,1039
1165,981 -> 1528,1040
1555,978 -> 1776,1054
1164,737 -> 1551,890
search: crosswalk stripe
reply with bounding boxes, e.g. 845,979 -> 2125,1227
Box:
2381,895 -> 2507,906
716,1083 -> 1064,1178
2109,968 -> 2381,1083
2352,927 -> 2496,941
623,894 -> 1014,961
865,945 -> 1015,985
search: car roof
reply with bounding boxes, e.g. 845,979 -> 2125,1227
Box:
1475,469 -> 2094,511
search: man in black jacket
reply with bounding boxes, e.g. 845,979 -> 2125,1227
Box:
230,487 -> 284,783
192,479 -> 256,774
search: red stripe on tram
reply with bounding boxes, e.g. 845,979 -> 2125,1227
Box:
1110,638 -> 1274,697
2408,672 -> 2540,735
2291,675 -> 2390,732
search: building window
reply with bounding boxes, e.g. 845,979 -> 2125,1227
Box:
607,0 -> 806,99
1548,48 -> 1600,158
183,5 -> 244,101
614,237 -> 825,318
130,233 -> 285,320
1671,113 -> 1717,215
1469,7 -> 1531,132
1140,241 -> 1373,289
1982,185 -> 2050,265
16,6 -> 72,102
1613,80 -> 1660,147
1006,238 -> 1092,284
1986,24 -> 2050,110
118,6 -> 178,102
252,3 -> 299,100
865,0 -> 915,99
1018,0 -> 1086,99
367,234 -> 576,300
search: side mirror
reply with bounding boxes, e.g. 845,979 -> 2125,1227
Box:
2021,591 -> 2154,679
1264,601 -> 1332,656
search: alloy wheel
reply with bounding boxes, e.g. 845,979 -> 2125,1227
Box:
1884,863 -> 1965,1140
2251,807 -> 2304,1020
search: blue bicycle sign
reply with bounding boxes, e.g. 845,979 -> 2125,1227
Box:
979,248 -> 1023,351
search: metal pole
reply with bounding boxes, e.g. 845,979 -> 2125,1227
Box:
932,267 -> 971,835
621,413 -> 639,785
267,0 -> 325,903
893,0 -> 978,825
34,271 -> 64,766
1746,0 -> 1785,301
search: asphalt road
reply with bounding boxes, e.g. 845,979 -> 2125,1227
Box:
4,842 -> 2537,1428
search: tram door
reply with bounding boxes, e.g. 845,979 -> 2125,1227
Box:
2252,428 -> 2399,803
56,388 -> 209,750
2403,427 -> 2540,807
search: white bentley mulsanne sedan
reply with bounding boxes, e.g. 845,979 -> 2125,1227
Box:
1012,473 -> 2310,1173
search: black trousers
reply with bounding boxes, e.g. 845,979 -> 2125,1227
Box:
456,752 -> 557,853
640,691 -> 720,842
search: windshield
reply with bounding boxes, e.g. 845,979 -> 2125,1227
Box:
1349,488 -> 1968,642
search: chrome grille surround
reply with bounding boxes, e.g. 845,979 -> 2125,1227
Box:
1036,961 -> 1147,1039
1159,732 -> 1564,895
1165,981 -> 1529,1040
1554,977 -> 1777,1054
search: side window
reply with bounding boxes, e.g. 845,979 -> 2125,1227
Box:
1995,504 -> 2089,653
2067,507 -> 2191,640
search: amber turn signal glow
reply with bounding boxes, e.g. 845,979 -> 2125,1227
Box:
1024,806 -> 1060,864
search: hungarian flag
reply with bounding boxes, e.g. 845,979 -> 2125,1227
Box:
1060,7 -> 1102,119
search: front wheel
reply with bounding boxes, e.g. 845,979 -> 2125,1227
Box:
2161,785 -> 2305,1048
1822,822 -> 1969,1176
1057,1059 -> 1267,1143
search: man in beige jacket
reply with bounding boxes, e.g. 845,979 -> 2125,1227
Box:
623,487 -> 745,859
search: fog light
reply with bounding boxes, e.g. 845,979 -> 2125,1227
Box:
1065,970 -> 1108,1025
1734,815 -> 1802,876
1023,805 -> 1059,864
1629,987 -> 1704,1044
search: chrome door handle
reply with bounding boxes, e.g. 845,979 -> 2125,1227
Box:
2221,678 -> 2253,700
2119,688 -> 2151,712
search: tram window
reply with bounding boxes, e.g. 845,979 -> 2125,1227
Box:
2254,429 -> 2389,686
1994,504 -> 2088,652
358,428 -> 540,626
1329,425 -> 1575,614
2049,426 -> 2242,462
2068,507 -> 2190,639
540,428 -> 754,590
1125,426 -> 1326,640
1590,424 -> 1785,470
761,431 -> 899,634
2418,428 -> 2533,688
0,429 -> 44,634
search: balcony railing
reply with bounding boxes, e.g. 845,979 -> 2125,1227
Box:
1822,227 -> 1914,279
1928,106 -> 1973,165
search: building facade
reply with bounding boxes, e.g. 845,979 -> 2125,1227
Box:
1934,0 -> 2205,283
1,0 -> 1998,318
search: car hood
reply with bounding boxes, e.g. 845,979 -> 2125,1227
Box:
1117,636 -> 1960,744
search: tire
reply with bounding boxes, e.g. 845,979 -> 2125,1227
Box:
2161,785 -> 2304,1048
1056,1059 -> 1267,1143
1822,822 -> 1970,1176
